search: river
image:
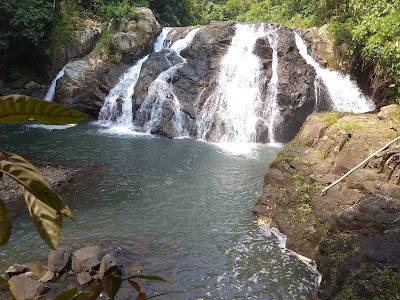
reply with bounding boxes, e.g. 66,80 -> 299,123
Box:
0,122 -> 317,299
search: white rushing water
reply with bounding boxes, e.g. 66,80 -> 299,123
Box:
294,32 -> 375,113
264,25 -> 280,144
98,29 -> 169,128
196,23 -> 267,144
44,64 -> 69,101
135,27 -> 200,136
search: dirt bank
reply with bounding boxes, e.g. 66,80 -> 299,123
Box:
254,105 -> 400,299
1,164 -> 83,217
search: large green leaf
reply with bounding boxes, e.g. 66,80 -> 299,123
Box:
0,276 -> 10,287
103,273 -> 122,300
0,199 -> 12,246
54,287 -> 79,300
24,188 -> 62,249
0,152 -> 74,221
0,94 -> 88,124
0,150 -> 46,182
73,286 -> 103,300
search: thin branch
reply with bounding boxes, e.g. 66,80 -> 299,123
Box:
320,135 -> 400,195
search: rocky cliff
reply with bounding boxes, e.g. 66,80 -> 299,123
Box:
254,105 -> 400,299
53,20 -> 355,143
55,7 -> 161,118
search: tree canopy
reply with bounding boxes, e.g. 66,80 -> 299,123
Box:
0,0 -> 398,100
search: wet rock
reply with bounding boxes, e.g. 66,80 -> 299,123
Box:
6,264 -> 30,278
8,275 -> 50,300
77,271 -> 93,286
72,246 -> 104,273
99,254 -> 122,279
48,247 -> 71,275
39,271 -> 56,283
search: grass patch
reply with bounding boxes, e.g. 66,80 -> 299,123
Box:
337,122 -> 364,131
317,145 -> 331,159
323,112 -> 339,126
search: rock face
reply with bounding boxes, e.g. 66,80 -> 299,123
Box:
54,18 -> 372,143
55,8 -> 161,118
52,20 -> 102,77
130,22 -> 317,142
111,7 -> 161,57
253,105 -> 400,299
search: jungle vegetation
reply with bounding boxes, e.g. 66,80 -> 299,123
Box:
0,0 -> 399,100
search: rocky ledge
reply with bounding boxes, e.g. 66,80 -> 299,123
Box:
254,104 -> 400,299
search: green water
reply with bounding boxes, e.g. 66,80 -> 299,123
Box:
0,122 -> 316,299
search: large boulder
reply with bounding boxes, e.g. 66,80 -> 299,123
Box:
8,275 -> 49,300
71,245 -> 104,273
52,20 -> 102,77
48,247 -> 71,275
55,8 -> 161,117
98,254 -> 122,279
111,7 -> 161,57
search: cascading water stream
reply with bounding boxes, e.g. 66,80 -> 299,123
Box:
294,32 -> 375,113
135,27 -> 200,136
196,23 -> 267,144
98,29 -> 169,127
264,26 -> 280,144
44,64 -> 69,101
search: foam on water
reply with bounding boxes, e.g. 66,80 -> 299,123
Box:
27,124 -> 77,130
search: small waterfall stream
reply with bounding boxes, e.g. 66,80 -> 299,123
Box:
294,32 -> 375,113
44,64 -> 69,101
98,29 -> 168,127
265,26 -> 280,144
135,27 -> 200,136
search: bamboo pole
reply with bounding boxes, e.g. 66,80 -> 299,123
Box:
320,135 -> 400,195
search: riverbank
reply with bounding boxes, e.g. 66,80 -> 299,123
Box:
1,163 -> 83,217
254,104 -> 400,299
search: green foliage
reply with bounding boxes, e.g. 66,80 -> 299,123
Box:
149,0 -> 196,26
8,0 -> 53,49
0,276 -> 10,287
317,146 -> 331,159
323,112 -> 339,126
337,122 -> 364,131
94,0 -> 145,26
0,95 -> 89,125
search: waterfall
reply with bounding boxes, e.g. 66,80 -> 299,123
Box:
135,27 -> 200,136
45,64 -> 69,101
196,23 -> 267,143
98,29 -> 169,127
294,32 -> 375,113
264,25 -> 280,144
